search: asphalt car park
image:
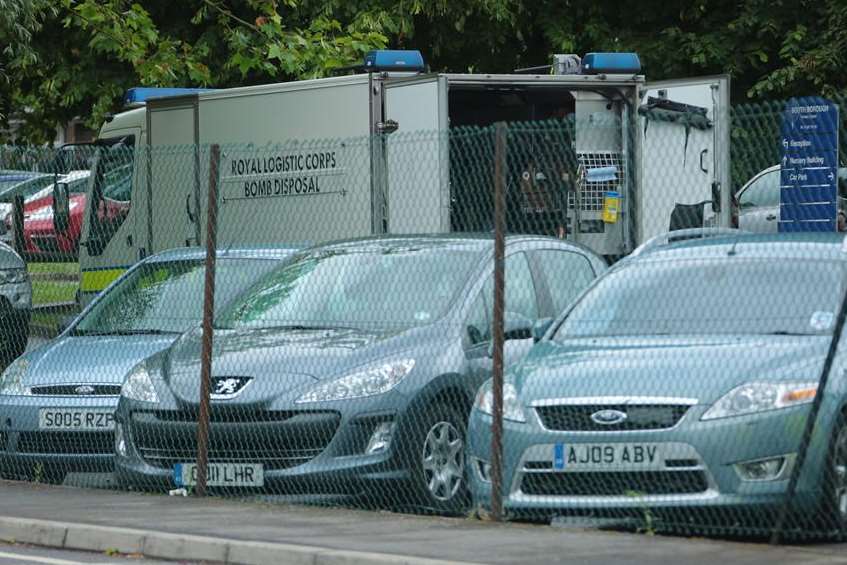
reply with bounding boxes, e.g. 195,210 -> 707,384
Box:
0,246 -> 299,483
114,234 -> 606,513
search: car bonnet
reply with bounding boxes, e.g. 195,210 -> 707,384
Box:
515,334 -> 832,405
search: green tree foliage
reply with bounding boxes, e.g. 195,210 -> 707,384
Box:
3,0 -> 847,143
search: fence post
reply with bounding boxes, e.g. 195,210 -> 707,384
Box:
770,276 -> 847,543
12,195 -> 24,257
490,122 -> 507,521
195,144 -> 220,498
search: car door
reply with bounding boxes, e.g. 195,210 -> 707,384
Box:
738,168 -> 780,233
528,248 -> 599,318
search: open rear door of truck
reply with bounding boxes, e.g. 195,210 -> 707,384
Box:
639,75 -> 731,242
382,75 -> 450,234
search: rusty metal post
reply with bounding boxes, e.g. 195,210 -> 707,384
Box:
12,195 -> 24,257
490,122 -> 507,521
195,144 -> 220,497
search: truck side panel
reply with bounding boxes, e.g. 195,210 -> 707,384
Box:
197,81 -> 373,246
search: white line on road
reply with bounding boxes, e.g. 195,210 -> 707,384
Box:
0,550 -> 88,565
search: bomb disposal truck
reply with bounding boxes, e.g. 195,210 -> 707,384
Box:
60,51 -> 731,303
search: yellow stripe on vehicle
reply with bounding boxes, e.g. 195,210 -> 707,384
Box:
80,268 -> 127,293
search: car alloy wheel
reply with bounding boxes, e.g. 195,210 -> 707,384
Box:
421,420 -> 464,502
832,424 -> 847,524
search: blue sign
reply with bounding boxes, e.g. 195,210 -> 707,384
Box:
779,97 -> 840,232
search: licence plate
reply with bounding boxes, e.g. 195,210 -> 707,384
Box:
553,443 -> 664,471
38,409 -> 115,430
174,463 -> 264,488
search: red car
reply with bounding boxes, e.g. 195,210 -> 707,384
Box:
3,171 -> 90,261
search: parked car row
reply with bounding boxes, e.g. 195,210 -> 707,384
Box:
1,230 -> 846,533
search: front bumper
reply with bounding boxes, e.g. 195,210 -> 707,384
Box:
466,403 -> 828,520
0,395 -> 118,476
115,398 -> 420,497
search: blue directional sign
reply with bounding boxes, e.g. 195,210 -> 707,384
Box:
779,97 -> 839,232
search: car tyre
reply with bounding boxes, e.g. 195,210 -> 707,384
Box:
818,416 -> 847,539
409,403 -> 469,515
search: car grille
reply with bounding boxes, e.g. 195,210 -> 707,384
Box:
16,431 -> 114,455
30,385 -> 121,396
132,410 -> 340,470
535,404 -> 691,432
521,470 -> 709,496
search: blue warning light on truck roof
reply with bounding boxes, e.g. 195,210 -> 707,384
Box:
581,53 -> 641,75
363,50 -> 425,72
123,87 -> 212,106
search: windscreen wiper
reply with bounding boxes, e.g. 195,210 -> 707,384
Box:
72,328 -> 177,336
263,323 -> 355,332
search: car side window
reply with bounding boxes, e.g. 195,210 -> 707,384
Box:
503,252 -> 538,321
740,170 -> 780,208
532,250 -> 596,313
465,252 -> 539,348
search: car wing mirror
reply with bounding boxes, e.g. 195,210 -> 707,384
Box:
532,317 -> 554,343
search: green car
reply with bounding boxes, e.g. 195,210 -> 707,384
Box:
467,232 -> 847,533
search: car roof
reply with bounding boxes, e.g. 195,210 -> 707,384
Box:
144,244 -> 305,263
303,233 -> 598,256
634,232 -> 847,263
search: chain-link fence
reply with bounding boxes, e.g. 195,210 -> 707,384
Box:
0,94 -> 846,544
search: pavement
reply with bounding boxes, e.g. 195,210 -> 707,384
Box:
0,540 -> 193,564
2,481 -> 847,564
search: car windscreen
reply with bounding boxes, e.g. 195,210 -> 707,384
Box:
554,257 -> 846,338
216,245 -> 483,331
0,176 -> 53,201
72,258 -> 282,336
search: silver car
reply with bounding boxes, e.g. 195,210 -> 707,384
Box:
0,242 -> 31,367
0,246 -> 298,483
468,232 -> 847,533
737,165 -> 847,233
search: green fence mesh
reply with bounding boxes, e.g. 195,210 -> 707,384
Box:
0,93 -> 845,543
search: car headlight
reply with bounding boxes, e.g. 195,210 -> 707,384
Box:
0,358 -> 31,395
474,380 -> 526,423
701,381 -> 818,421
0,268 -> 27,285
120,363 -> 159,403
295,359 -> 415,403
